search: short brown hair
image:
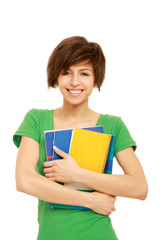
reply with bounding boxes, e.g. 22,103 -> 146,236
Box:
47,36 -> 106,91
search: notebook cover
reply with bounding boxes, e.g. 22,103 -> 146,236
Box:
63,128 -> 112,193
44,131 -> 54,161
69,128 -> 112,173
104,135 -> 115,174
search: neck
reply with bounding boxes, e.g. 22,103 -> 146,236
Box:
59,99 -> 93,121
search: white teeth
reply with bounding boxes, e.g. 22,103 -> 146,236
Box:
69,90 -> 82,94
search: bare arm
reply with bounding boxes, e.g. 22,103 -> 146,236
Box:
75,147 -> 148,200
15,136 -> 116,215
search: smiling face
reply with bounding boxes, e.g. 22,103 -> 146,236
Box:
57,61 -> 96,106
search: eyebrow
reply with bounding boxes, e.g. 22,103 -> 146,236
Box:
67,67 -> 93,72
79,68 -> 92,71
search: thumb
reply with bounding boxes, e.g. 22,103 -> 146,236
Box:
53,146 -> 68,159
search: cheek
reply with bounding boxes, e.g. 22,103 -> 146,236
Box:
85,83 -> 95,96
57,77 -> 67,88
86,79 -> 95,88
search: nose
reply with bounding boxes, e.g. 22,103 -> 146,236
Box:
70,73 -> 80,86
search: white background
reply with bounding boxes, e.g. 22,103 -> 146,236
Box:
1,0 -> 160,239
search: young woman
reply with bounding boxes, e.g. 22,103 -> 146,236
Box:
13,36 -> 148,240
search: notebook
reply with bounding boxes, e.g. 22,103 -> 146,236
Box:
44,127 -> 115,210
69,128 -> 111,172
44,126 -> 103,161
44,126 -> 104,209
104,135 -> 115,174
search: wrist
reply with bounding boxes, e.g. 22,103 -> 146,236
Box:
75,167 -> 88,183
80,191 -> 93,209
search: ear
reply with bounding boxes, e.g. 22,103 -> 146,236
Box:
56,79 -> 59,86
94,82 -> 97,88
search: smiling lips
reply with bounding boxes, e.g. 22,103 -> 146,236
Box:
67,89 -> 84,96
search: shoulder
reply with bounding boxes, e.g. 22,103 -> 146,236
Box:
22,108 -> 53,131
25,108 -> 52,120
13,108 -> 53,148
26,108 -> 51,115
100,113 -> 123,132
101,113 -> 122,122
99,113 -> 132,139
101,114 -> 137,154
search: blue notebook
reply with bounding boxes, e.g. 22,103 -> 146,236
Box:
104,135 -> 115,174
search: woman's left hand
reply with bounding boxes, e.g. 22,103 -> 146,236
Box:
43,146 -> 81,183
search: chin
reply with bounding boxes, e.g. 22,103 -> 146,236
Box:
64,97 -> 88,106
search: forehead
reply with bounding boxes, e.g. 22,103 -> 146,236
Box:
68,61 -> 93,71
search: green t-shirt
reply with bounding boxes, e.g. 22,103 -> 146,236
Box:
13,109 -> 136,240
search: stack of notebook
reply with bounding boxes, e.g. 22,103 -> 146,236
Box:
44,126 -> 115,210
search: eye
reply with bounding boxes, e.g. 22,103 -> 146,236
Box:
62,71 -> 71,75
81,72 -> 89,76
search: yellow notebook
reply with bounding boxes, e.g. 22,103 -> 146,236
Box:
69,128 -> 112,173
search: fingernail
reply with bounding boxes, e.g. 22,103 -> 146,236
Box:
53,146 -> 58,150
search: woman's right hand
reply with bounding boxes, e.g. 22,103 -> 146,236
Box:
89,191 -> 116,215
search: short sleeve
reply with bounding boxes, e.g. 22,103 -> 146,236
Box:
114,118 -> 137,155
13,109 -> 40,148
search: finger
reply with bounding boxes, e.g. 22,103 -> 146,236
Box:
43,160 -> 55,167
45,172 -> 55,177
105,211 -> 111,216
44,167 -> 56,174
111,196 -> 116,203
53,146 -> 68,158
45,175 -> 56,181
